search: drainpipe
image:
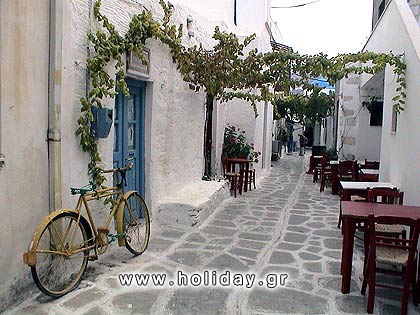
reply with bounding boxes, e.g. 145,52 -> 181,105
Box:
47,0 -> 63,212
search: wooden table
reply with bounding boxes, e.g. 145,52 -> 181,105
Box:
341,201 -> 420,293
340,181 -> 396,201
227,158 -> 251,194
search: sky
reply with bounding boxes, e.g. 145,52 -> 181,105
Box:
270,0 -> 373,57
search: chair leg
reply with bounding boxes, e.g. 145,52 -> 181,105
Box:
417,257 -> 420,305
411,258 -> 418,307
361,267 -> 369,295
367,262 -> 375,314
252,170 -> 256,189
337,204 -> 342,228
401,266 -> 413,315
233,177 -> 237,198
363,228 -> 369,276
320,174 -> 325,192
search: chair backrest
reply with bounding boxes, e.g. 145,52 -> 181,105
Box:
221,156 -> 230,176
368,214 -> 420,265
312,146 -> 326,156
338,160 -> 357,180
320,156 -> 329,171
359,173 -> 378,182
367,188 -> 404,205
361,160 -> 380,170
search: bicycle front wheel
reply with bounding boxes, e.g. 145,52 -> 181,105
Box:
123,192 -> 150,255
31,212 -> 90,297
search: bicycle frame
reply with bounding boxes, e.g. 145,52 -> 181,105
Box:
23,167 -> 135,267
76,186 -> 124,240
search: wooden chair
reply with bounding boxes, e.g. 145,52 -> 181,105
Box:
361,188 -> 406,272
368,188 -> 405,236
361,214 -> 420,315
359,173 -> 379,182
246,168 -> 256,191
319,156 -> 332,192
338,160 -> 358,182
313,156 -> 324,183
361,159 -> 380,170
221,157 -> 241,198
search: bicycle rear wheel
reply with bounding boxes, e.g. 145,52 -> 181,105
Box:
123,192 -> 150,255
31,212 -> 90,297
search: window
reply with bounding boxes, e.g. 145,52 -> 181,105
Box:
369,101 -> 383,126
391,105 -> 398,133
378,0 -> 386,18
233,0 -> 237,25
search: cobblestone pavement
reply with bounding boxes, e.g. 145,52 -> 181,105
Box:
5,154 -> 420,315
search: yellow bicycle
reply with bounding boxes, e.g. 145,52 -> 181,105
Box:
23,163 -> 150,297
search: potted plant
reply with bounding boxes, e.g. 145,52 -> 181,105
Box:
326,147 -> 339,161
223,125 -> 260,161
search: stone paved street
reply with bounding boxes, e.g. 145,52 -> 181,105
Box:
5,154 -> 420,315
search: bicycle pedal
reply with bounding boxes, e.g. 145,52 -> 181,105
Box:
97,227 -> 109,234
88,254 -> 98,261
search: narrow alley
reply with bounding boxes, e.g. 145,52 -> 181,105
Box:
5,154 -> 419,315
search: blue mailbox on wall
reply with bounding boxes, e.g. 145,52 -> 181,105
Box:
91,106 -> 113,138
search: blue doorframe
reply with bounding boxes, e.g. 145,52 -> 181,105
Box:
113,78 -> 145,198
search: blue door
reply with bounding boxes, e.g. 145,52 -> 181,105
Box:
113,79 -> 145,197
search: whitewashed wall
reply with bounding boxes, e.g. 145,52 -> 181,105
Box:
172,0 -> 235,30
0,0 -> 277,308
364,0 -> 420,206
0,0 -> 51,308
408,0 -> 420,23
175,0 -> 276,178
0,0 -> 220,308
335,71 -> 383,161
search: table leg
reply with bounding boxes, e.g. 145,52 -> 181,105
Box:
342,188 -> 351,201
307,156 -> 314,174
244,163 -> 249,193
238,164 -> 244,195
332,167 -> 338,195
341,217 -> 355,294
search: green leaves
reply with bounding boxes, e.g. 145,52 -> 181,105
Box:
78,0 -> 407,186
273,89 -> 334,125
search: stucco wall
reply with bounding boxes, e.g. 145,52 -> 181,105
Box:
172,0 -> 235,30
336,75 -> 360,159
0,0 -> 50,308
335,71 -> 383,161
0,0 -> 213,308
0,0 -> 275,308
364,0 -> 420,206
60,0 -> 222,211
408,0 -> 420,24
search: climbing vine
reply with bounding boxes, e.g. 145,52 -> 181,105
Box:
76,0 -> 182,185
77,0 -> 406,185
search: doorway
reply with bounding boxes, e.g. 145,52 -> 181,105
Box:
113,78 -> 146,197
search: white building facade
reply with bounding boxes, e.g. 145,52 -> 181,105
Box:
0,0 -> 279,309
333,0 -> 420,206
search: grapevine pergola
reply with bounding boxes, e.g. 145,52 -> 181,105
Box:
78,0 -> 406,185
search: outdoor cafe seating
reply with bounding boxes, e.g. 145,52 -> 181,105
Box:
361,214 -> 420,315
335,175 -> 420,315
309,153 -> 420,314
222,157 -> 254,198
221,156 -> 241,198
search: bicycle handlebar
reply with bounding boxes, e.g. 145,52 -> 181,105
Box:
100,162 -> 133,174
